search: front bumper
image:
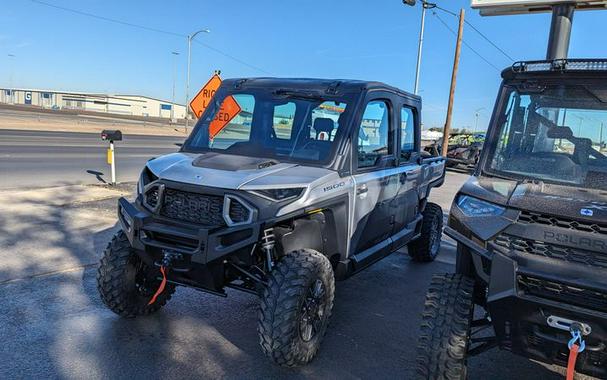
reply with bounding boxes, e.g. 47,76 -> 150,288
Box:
447,227 -> 607,378
117,197 -> 261,265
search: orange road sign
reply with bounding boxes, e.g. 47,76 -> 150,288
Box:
209,96 -> 241,138
190,74 -> 242,138
190,74 -> 222,118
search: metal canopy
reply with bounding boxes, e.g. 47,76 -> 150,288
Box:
471,0 -> 607,16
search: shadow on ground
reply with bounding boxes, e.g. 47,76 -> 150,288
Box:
0,185 -> 569,379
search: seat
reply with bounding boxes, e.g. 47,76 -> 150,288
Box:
312,118 -> 335,141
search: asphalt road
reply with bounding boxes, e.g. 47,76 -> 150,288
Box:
0,129 -> 184,189
0,172 -> 572,380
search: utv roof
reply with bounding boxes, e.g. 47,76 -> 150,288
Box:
502,59 -> 607,80
221,77 -> 420,101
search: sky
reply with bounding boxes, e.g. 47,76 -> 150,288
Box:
2,0 -> 607,131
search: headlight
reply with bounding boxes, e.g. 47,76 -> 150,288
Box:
251,188 -> 305,201
137,167 -> 157,196
456,195 -> 505,217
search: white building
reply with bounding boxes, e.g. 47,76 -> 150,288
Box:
0,88 -> 186,119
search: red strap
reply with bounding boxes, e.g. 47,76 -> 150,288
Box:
148,266 -> 167,306
566,343 -> 579,380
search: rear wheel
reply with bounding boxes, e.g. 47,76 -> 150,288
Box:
408,202 -> 443,262
97,231 -> 175,318
258,249 -> 335,367
416,274 -> 475,380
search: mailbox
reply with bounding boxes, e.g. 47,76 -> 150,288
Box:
101,130 -> 122,141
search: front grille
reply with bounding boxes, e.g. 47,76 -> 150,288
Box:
493,234 -> 607,269
518,275 -> 607,313
518,211 -> 607,236
160,188 -> 225,226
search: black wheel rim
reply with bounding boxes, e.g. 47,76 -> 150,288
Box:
129,256 -> 158,297
299,279 -> 327,342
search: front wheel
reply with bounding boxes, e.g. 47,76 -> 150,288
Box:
415,274 -> 475,380
258,249 -> 335,367
97,231 -> 175,318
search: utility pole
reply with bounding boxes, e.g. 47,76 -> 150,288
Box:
441,8 -> 465,157
185,29 -> 210,134
171,51 -> 179,122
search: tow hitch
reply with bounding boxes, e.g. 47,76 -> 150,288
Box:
148,251 -> 184,305
546,316 -> 592,380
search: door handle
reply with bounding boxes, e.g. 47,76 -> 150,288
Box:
356,184 -> 368,195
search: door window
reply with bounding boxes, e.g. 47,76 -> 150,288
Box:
357,100 -> 392,168
400,107 -> 415,160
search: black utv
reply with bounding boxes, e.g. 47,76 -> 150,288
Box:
416,60 -> 607,379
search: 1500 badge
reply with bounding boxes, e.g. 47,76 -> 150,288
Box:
323,181 -> 345,192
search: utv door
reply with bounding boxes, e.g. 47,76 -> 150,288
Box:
392,105 -> 423,249
350,97 -> 399,268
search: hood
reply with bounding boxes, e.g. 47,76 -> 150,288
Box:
462,175 -> 607,222
146,152 -> 334,190
508,182 -> 607,222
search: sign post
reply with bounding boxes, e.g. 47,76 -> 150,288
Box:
101,130 -> 122,186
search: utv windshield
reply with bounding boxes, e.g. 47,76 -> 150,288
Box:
486,81 -> 607,190
183,90 -> 352,165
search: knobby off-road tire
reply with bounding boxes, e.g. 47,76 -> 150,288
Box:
258,249 -> 335,367
97,230 -> 176,318
416,274 -> 475,380
409,202 -> 444,262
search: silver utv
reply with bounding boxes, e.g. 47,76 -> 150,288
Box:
97,78 -> 446,367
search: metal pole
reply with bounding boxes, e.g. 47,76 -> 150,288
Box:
171,51 -> 179,122
184,29 -> 210,134
185,36 -> 192,133
546,4 -> 574,60
110,141 -> 116,185
441,8 -> 465,157
414,3 -> 427,95
8,54 -> 15,104
600,122 -> 604,152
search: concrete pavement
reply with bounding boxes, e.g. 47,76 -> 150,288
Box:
0,172 -> 571,379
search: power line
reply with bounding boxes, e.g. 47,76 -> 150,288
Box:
433,4 -> 515,62
28,0 -> 272,75
29,0 -> 186,38
431,11 -> 502,72
193,40 -> 273,75
463,20 -> 515,62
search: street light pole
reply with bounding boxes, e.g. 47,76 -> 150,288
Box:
185,28 -> 210,133
7,54 -> 15,104
474,107 -> 485,133
171,51 -> 179,122
405,1 -> 435,95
